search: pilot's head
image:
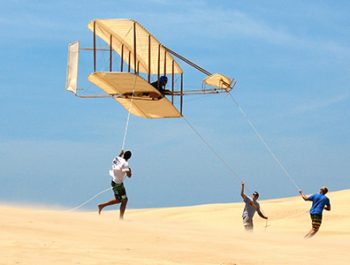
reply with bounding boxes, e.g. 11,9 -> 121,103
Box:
159,75 -> 168,86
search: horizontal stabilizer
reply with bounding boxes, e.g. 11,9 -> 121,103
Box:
203,73 -> 233,92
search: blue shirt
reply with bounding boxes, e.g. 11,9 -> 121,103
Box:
308,193 -> 330,215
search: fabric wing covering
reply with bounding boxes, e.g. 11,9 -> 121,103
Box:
203,73 -> 233,92
66,41 -> 79,94
88,19 -> 183,75
88,72 -> 182,118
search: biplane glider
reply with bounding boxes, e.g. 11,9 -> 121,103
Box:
66,19 -> 236,118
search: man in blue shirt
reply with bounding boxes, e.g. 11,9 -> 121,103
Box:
299,186 -> 331,238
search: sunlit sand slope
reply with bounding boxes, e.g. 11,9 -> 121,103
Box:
1,189 -> 349,265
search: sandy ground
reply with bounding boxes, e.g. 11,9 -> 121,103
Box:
1,189 -> 349,265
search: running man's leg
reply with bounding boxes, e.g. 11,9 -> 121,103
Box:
112,182 -> 128,219
119,198 -> 128,219
305,227 -> 319,238
305,214 -> 322,238
98,199 -> 121,214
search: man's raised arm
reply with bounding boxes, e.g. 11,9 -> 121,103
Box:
241,181 -> 247,200
299,190 -> 309,201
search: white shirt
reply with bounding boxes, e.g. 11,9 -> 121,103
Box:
109,156 -> 130,184
242,196 -> 260,219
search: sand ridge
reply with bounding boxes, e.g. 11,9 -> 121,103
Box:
1,189 -> 349,264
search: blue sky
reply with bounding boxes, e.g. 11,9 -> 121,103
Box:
0,0 -> 349,209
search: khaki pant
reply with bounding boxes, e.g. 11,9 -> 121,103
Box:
243,216 -> 253,230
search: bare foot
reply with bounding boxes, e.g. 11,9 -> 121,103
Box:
98,204 -> 103,215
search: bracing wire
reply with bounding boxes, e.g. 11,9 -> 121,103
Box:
227,93 -> 301,192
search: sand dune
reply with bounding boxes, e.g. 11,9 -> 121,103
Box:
1,189 -> 349,265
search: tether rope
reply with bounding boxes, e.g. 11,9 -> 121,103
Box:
121,75 -> 137,150
264,219 -> 269,232
183,116 -> 252,193
121,105 -> 132,150
66,187 -> 112,212
68,76 -> 137,211
228,93 -> 301,192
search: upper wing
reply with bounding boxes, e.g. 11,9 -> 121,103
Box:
88,19 -> 183,75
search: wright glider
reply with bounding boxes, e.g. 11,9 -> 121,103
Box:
66,19 -> 235,118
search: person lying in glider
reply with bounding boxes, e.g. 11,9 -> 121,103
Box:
299,186 -> 331,238
151,75 -> 171,95
98,150 -> 132,220
240,181 -> 268,231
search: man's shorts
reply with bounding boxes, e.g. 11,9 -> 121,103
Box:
111,181 -> 128,201
310,214 -> 322,229
243,216 -> 253,230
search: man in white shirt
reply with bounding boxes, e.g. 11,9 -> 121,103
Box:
241,181 -> 268,231
98,150 -> 132,219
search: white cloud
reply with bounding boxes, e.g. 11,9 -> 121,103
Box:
292,93 -> 349,114
1,1 -> 349,59
141,3 -> 350,59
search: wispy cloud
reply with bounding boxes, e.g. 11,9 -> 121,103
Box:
140,2 -> 350,59
1,0 -> 349,60
292,94 -> 349,114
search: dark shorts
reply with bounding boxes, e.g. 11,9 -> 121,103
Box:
111,181 -> 127,201
310,214 -> 322,229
